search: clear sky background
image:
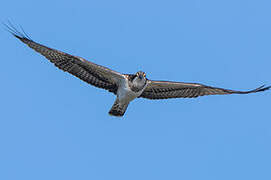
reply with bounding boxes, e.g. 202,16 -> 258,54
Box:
0,0 -> 270,179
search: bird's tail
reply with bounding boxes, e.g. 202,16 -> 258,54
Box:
108,99 -> 129,117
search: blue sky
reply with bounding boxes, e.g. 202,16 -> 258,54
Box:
1,0 -> 271,179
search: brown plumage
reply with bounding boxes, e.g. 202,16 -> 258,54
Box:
140,81 -> 270,99
5,22 -> 270,116
4,22 -> 123,94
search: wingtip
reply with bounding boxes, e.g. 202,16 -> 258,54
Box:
253,85 -> 271,93
3,21 -> 32,41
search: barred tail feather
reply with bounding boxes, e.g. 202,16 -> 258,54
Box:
109,99 -> 129,117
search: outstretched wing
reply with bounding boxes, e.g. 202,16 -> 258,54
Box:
5,23 -> 125,94
140,80 -> 270,99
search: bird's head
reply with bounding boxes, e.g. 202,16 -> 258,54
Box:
132,71 -> 147,89
136,71 -> 146,80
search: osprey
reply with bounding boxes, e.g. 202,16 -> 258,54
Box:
5,24 -> 270,117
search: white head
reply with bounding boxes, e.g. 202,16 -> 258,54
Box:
135,71 -> 146,80
132,71 -> 147,87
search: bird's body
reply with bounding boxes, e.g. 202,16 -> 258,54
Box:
5,23 -> 270,117
118,77 -> 145,103
110,73 -> 148,116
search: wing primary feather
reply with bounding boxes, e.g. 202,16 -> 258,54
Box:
5,21 -> 120,94
140,80 -> 270,100
19,24 -> 32,40
3,21 -> 32,42
3,21 -> 23,38
234,85 -> 271,94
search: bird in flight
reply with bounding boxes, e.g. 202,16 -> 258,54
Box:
5,23 -> 270,117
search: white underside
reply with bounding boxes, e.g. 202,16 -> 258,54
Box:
117,78 -> 146,105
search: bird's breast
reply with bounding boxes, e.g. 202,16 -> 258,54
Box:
117,79 -> 143,103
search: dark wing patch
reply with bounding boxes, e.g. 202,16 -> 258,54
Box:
5,23 -> 124,94
140,80 -> 270,99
